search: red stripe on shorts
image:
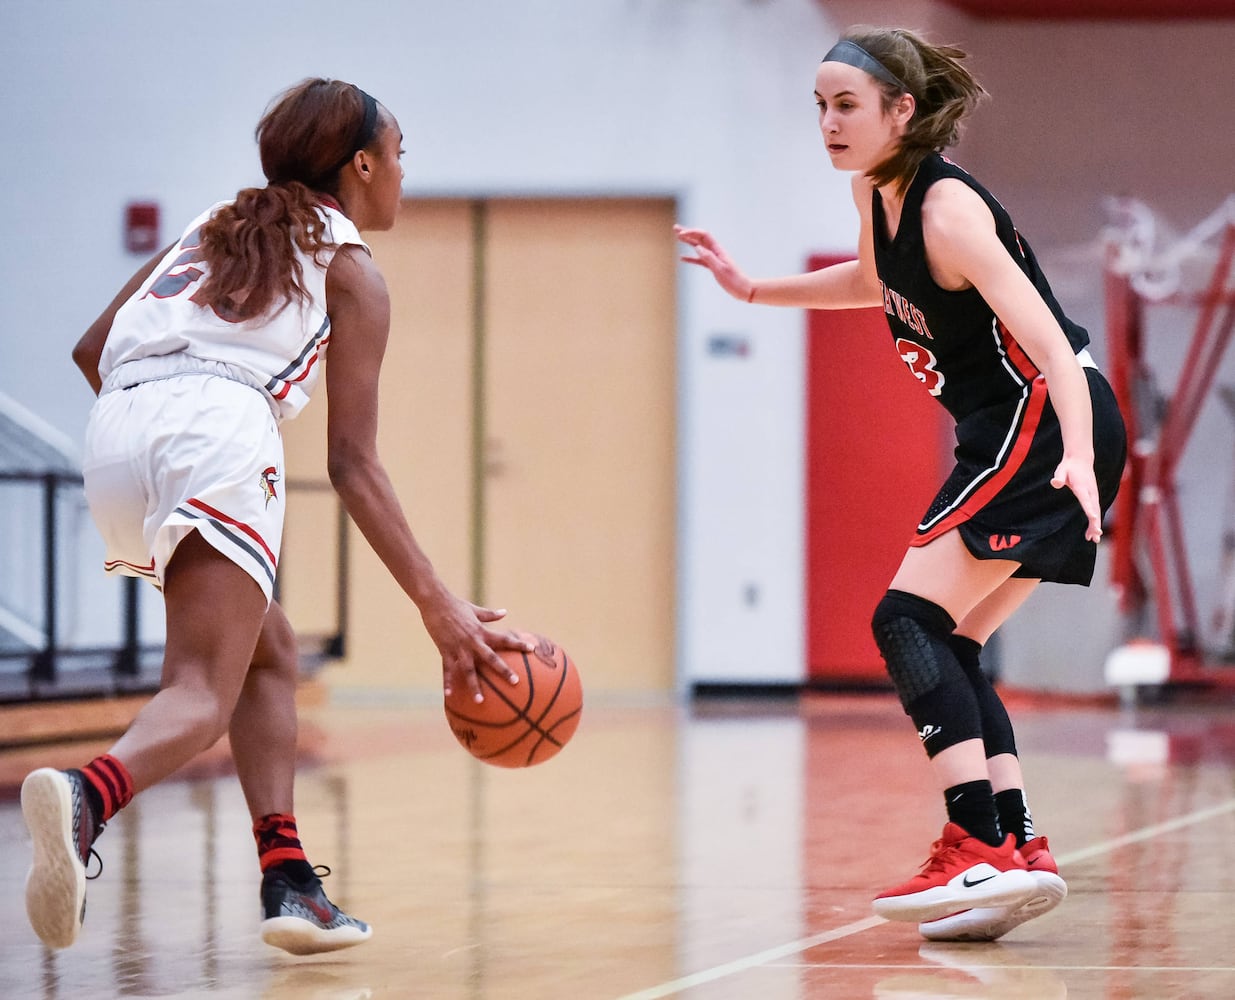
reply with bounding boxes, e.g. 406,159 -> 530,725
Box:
184,497 -> 278,569
104,557 -> 157,575
913,376 -> 1049,546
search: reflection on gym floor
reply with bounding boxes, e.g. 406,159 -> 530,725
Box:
4,692 -> 1235,998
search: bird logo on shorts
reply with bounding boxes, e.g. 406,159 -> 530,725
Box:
259,466 -> 281,508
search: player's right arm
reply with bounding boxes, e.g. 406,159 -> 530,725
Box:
323,245 -> 529,701
673,175 -> 882,310
71,246 -> 173,395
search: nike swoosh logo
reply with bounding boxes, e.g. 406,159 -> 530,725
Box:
962,873 -> 998,888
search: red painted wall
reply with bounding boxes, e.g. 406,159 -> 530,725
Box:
804,254 -> 951,682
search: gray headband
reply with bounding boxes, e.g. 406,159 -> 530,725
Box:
320,87 -> 380,181
822,40 -> 907,92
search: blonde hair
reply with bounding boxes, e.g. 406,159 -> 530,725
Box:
841,26 -> 986,193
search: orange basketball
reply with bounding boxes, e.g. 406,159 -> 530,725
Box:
444,632 -> 583,767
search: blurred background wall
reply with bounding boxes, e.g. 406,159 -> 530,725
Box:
2,0 -> 1232,696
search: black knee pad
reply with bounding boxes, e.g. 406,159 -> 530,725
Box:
871,590 -> 957,709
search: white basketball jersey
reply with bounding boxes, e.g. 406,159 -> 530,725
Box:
100,201 -> 368,421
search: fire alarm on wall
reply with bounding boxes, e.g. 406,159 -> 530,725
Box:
124,201 -> 160,254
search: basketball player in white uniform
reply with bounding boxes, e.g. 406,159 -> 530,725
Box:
21,78 -> 531,956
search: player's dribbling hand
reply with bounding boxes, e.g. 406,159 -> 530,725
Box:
674,225 -> 754,302
1050,456 -> 1103,542
420,595 -> 534,703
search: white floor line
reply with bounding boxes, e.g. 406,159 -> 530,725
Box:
1055,796 -> 1235,865
614,916 -> 886,999
764,963 -> 1235,973
616,794 -> 1235,999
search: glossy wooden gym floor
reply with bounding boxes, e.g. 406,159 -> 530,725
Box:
4,689 -> 1235,999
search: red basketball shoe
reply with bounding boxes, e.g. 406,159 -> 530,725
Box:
918,835 -> 1067,941
872,822 -> 1036,923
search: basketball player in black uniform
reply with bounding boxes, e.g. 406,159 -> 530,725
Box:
676,26 -> 1126,941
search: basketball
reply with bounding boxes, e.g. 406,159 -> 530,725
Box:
443,631 -> 583,767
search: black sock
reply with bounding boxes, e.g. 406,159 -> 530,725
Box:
994,788 -> 1035,848
944,779 -> 1003,847
270,858 -> 318,884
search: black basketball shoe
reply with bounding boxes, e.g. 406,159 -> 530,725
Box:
259,865 -> 372,955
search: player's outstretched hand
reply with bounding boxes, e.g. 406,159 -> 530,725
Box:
419,595 -> 534,703
1051,456 -> 1103,542
674,225 -> 755,303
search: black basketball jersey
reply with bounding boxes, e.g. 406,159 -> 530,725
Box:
871,153 -> 1089,422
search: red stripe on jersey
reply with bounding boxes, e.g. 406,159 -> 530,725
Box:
184,497 -> 278,569
998,320 -> 1040,384
912,376 -> 1049,546
270,334 -> 330,400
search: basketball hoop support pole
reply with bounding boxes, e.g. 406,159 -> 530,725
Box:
1103,248 -> 1146,616
1105,221 -> 1235,685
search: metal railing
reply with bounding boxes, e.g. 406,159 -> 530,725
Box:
0,471 -> 347,703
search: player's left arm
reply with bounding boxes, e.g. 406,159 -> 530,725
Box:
71,245 -> 173,395
923,181 -> 1103,541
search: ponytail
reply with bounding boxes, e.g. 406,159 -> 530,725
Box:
190,78 -> 380,322
193,181 -> 335,322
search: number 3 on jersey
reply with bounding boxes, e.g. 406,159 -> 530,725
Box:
142,227 -> 241,323
896,337 -> 944,396
144,227 -> 205,300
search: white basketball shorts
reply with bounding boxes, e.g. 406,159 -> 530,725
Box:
83,373 -> 284,603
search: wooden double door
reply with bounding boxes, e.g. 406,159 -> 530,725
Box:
281,198 -> 677,694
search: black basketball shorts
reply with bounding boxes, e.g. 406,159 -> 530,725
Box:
912,368 -> 1127,586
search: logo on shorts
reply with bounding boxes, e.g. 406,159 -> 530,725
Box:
989,533 -> 1021,552
259,466 -> 281,508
